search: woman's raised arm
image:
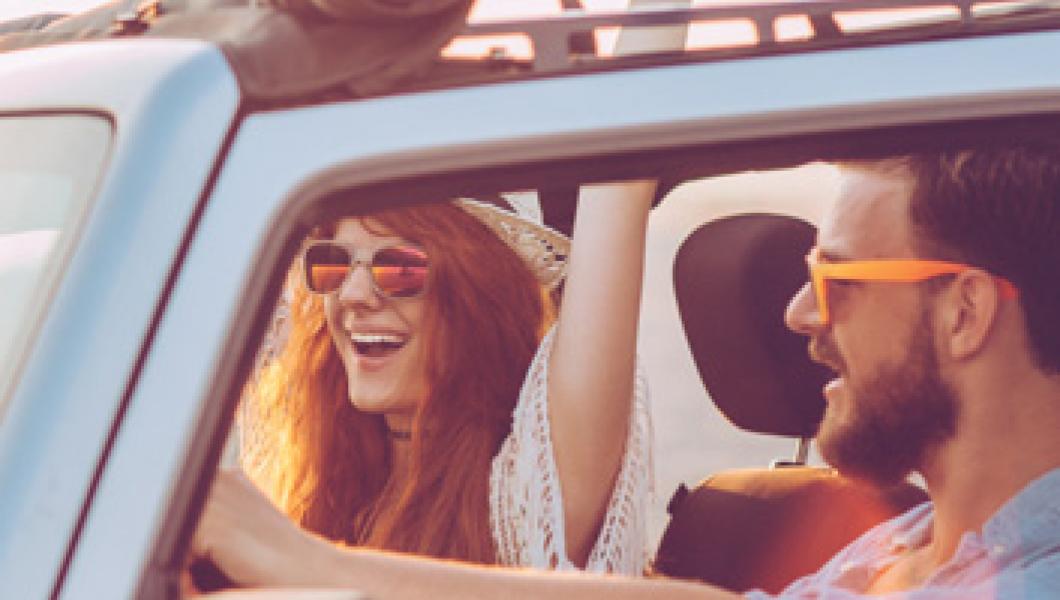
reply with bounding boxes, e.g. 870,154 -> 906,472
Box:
545,181 -> 655,566
542,0 -> 688,567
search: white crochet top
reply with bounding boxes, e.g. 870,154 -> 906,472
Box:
489,327 -> 653,574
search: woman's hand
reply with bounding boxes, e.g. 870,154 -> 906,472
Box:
190,469 -> 322,589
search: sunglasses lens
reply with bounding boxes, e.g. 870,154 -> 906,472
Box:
372,246 -> 429,297
305,243 -> 351,293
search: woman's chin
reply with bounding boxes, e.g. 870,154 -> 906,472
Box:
346,385 -> 418,417
346,392 -> 393,414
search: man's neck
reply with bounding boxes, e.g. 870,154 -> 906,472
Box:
919,374 -> 1060,568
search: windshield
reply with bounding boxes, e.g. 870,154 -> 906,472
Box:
0,114 -> 110,412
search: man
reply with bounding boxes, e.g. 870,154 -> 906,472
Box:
771,147 -> 1060,597
194,144 -> 1060,598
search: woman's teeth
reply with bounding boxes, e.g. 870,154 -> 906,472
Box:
350,333 -> 406,357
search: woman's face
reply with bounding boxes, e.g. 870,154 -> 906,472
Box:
322,218 -> 431,426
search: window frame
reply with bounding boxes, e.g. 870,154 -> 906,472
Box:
0,39 -> 241,600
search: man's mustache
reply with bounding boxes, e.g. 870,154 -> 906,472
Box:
809,337 -> 845,374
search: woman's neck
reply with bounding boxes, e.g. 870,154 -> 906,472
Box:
385,412 -> 414,490
389,434 -> 413,474
384,411 -> 413,438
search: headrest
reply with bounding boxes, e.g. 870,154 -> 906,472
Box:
673,214 -> 830,438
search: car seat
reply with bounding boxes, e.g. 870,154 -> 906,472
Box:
652,214 -> 928,594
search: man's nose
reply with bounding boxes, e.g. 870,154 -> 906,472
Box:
785,281 -> 823,336
337,264 -> 382,309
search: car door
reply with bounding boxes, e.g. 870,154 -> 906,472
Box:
0,39 -> 239,599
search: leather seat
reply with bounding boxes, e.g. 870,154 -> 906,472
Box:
653,214 -> 928,594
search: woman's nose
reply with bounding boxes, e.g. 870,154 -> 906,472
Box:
336,264 -> 382,309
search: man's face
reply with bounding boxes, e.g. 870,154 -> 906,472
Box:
785,166 -> 958,486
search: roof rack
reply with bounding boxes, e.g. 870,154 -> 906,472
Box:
461,0 -> 1060,71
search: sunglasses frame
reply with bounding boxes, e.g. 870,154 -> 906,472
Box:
301,239 -> 431,299
805,247 -> 1018,325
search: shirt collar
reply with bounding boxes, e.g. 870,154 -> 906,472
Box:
980,466 -> 1060,559
881,467 -> 1060,562
887,504 -> 933,554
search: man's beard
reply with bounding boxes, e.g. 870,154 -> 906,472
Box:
815,307 -> 959,487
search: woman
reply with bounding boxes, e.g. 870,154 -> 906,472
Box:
213,181 -> 656,584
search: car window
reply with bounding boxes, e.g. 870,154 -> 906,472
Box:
168,124 -> 993,597
0,114 -> 110,414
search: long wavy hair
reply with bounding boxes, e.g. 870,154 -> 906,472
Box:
241,201 -> 554,563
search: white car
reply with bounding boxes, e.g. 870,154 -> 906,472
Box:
1,1 -> 1058,598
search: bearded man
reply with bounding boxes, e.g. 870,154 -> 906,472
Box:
777,147 -> 1060,597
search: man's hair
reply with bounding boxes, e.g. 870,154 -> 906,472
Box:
855,144 -> 1060,374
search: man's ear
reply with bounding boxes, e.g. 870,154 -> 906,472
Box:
942,270 -> 1003,361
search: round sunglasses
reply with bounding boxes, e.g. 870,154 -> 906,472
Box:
302,240 -> 431,298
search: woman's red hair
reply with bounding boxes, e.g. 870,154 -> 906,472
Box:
241,201 -> 552,562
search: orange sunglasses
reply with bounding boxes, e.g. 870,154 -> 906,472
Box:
805,247 -> 1019,325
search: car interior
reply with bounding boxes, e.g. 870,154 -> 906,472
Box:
169,117 -> 1060,597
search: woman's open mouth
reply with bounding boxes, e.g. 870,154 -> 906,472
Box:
350,333 -> 407,358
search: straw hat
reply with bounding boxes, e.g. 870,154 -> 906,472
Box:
456,191 -> 571,290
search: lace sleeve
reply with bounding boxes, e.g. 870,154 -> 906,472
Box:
488,326 -> 654,574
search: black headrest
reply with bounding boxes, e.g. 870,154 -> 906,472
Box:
673,214 -> 830,438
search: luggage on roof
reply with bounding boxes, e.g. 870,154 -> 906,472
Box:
0,0 -> 474,101
6,0 -> 1058,102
